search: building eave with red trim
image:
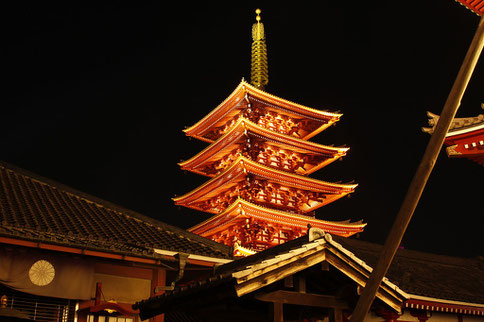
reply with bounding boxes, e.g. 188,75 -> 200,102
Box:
423,106 -> 484,165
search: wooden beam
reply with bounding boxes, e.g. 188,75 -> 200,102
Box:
324,251 -> 403,313
295,274 -> 306,293
350,13 -> 484,322
255,290 -> 349,309
233,243 -> 326,283
235,249 -> 326,296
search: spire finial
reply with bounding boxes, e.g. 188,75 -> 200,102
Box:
250,9 -> 268,90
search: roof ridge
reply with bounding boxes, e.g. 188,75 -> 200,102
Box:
423,106 -> 484,134
333,236 -> 481,266
0,160 -> 232,255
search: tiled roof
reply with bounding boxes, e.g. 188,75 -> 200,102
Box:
135,233 -> 484,318
0,161 -> 232,259
334,236 -> 484,304
224,235 -> 484,304
422,104 -> 484,134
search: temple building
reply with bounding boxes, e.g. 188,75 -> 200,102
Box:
174,9 -> 365,255
2,157 -> 481,322
136,228 -> 484,322
423,103 -> 484,165
3,5 -> 483,322
0,161 -> 232,322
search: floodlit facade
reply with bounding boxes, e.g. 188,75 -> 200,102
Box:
174,10 -> 365,255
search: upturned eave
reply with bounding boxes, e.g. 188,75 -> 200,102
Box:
180,117 -> 349,176
423,107 -> 484,166
183,80 -> 342,142
189,198 -> 365,237
173,156 -> 357,213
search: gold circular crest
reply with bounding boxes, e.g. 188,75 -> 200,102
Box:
29,260 -> 55,286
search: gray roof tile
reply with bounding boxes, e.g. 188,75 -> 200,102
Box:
0,161 -> 232,259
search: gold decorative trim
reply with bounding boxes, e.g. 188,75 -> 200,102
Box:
446,144 -> 462,156
251,9 -> 268,90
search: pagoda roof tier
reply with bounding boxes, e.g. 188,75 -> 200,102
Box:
189,198 -> 365,238
173,156 -> 357,214
184,80 -> 342,143
180,117 -> 349,177
423,107 -> 484,165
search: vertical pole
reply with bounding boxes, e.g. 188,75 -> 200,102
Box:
329,308 -> 343,322
94,283 -> 102,322
295,274 -> 306,293
95,282 -> 102,306
350,14 -> 484,322
151,268 -> 166,322
273,302 -> 283,322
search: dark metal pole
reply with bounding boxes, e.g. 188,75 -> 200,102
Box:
350,14 -> 484,322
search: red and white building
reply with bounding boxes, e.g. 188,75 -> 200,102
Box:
423,104 -> 484,165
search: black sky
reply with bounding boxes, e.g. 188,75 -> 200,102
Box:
1,2 -> 483,257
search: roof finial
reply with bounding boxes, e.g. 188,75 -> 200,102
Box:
255,8 -> 261,22
250,8 -> 268,90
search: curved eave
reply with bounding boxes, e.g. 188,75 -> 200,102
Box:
234,243 -> 257,256
444,126 -> 484,165
302,121 -> 336,141
179,117 -> 248,170
445,123 -> 484,139
446,144 -> 484,165
242,81 -> 342,121
189,198 -> 366,238
174,156 -> 357,208
184,80 -> 342,141
423,110 -> 484,138
184,82 -> 246,136
179,117 -> 349,176
237,156 -> 357,191
244,118 -> 348,155
455,0 -> 484,16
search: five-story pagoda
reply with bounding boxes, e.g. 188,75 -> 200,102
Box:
174,10 -> 365,255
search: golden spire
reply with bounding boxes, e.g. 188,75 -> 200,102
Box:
251,9 -> 268,90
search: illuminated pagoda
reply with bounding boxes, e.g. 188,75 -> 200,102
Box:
174,9 -> 365,255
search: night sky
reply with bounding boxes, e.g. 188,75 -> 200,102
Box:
2,2 -> 483,257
